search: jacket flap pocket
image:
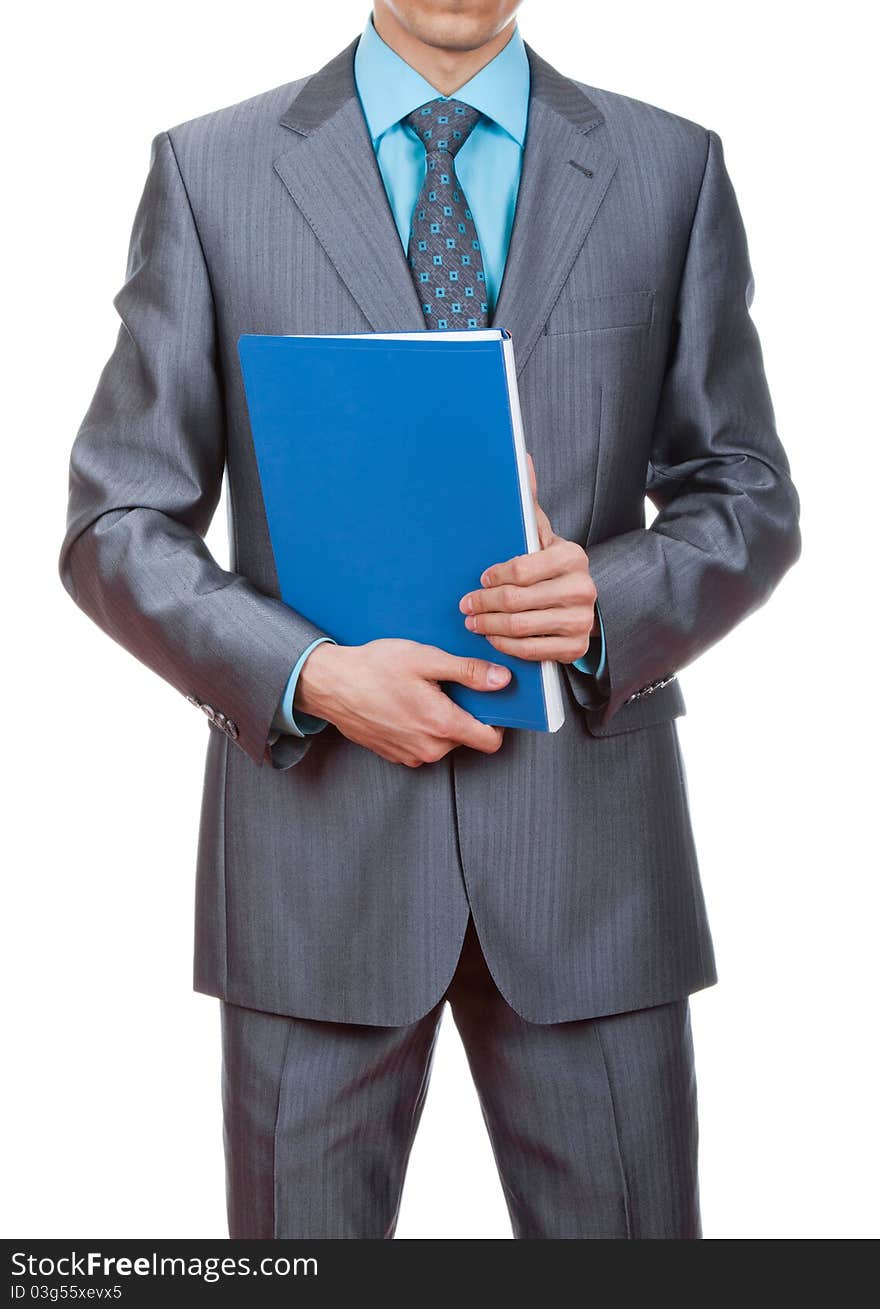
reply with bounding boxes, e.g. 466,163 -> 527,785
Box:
544,289 -> 655,336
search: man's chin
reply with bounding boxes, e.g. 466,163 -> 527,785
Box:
408,24 -> 502,54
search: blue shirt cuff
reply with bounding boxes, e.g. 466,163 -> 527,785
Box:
272,637 -> 338,737
571,599 -> 606,679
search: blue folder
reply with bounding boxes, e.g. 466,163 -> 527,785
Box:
237,328 -> 564,731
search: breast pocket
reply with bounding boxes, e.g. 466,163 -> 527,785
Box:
543,289 -> 656,337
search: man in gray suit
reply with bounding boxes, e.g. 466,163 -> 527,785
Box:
59,0 -> 800,1239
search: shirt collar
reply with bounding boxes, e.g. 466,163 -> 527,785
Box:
354,11 -> 529,148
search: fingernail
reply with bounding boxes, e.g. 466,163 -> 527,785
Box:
460,595 -> 473,613
487,665 -> 509,687
465,616 -> 476,630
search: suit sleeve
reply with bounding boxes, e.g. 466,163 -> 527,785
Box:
58,129 -> 332,768
585,128 -> 801,724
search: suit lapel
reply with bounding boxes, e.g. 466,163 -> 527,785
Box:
491,45 -> 619,377
273,36 -> 619,366
274,38 -> 426,333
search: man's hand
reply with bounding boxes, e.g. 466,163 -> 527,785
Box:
458,453 -> 598,663
294,639 -> 510,767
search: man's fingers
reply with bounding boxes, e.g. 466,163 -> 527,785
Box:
534,499 -> 554,549
418,646 -> 512,691
527,452 -> 554,548
442,711 -> 506,754
526,451 -> 538,498
403,649 -> 509,754
467,605 -> 592,640
464,575 -> 593,618
461,556 -> 594,617
484,633 -> 586,662
466,539 -> 587,596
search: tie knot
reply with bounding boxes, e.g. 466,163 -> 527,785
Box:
403,98 -> 482,158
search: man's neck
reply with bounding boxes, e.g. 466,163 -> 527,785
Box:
371,8 -> 517,96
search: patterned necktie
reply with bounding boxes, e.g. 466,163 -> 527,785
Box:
403,98 -> 489,330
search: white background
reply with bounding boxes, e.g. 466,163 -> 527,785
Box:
3,0 -> 877,1239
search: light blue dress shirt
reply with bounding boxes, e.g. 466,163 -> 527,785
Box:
273,13 -> 606,737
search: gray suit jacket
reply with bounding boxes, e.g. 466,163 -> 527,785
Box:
58,37 -> 801,1025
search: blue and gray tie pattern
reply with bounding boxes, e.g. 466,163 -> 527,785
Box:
404,98 -> 489,330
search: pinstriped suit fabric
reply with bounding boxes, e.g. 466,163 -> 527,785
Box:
58,36 -> 800,1026
221,921 -> 699,1239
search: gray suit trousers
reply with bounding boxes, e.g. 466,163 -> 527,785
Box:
221,916 -> 700,1240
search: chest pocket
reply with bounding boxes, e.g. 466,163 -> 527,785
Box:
544,289 -> 655,336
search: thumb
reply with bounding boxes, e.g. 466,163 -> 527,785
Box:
527,452 -> 554,549
425,648 -> 512,691
526,451 -> 538,499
